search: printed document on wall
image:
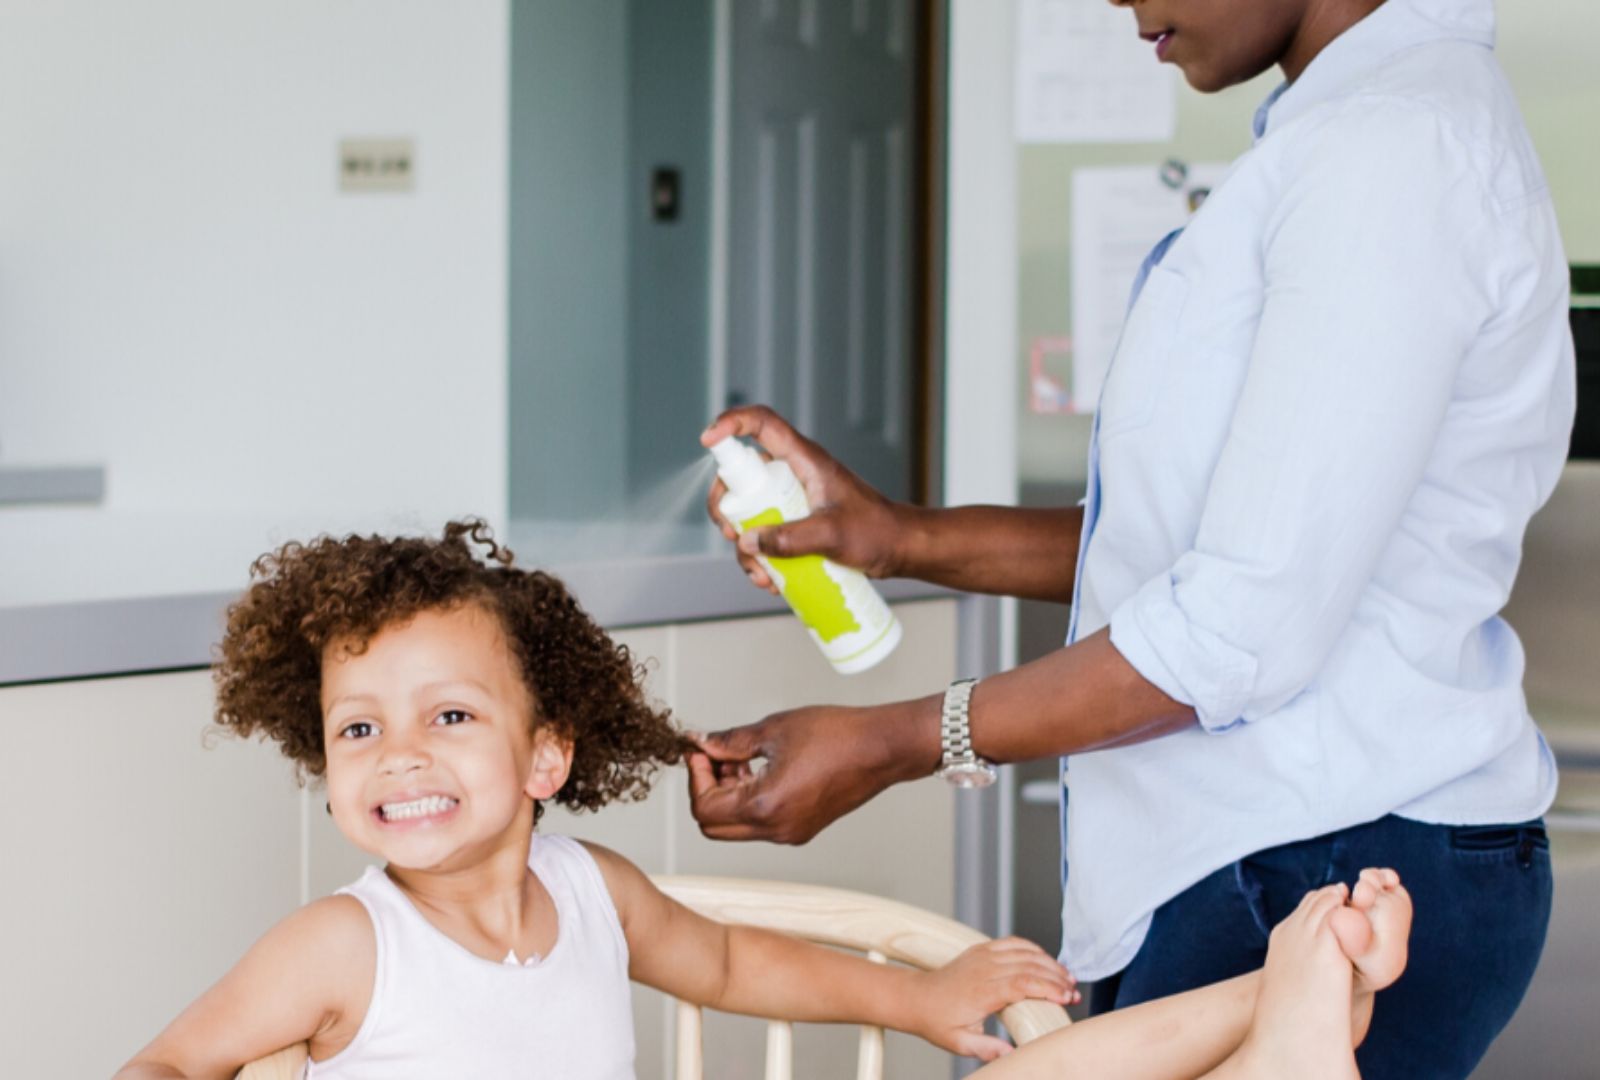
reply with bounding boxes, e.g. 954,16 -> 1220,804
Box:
1015,0 -> 1177,144
1071,164 -> 1228,411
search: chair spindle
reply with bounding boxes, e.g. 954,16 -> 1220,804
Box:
675,1000 -> 704,1080
764,1019 -> 794,1080
855,949 -> 888,1080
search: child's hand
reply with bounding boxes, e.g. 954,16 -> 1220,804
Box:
910,937 -> 1078,1062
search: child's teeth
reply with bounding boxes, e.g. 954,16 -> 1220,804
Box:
381,795 -> 457,820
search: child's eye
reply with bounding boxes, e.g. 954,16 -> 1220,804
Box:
435,709 -> 472,726
339,721 -> 375,740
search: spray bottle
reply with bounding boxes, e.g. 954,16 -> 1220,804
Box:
708,436 -> 902,674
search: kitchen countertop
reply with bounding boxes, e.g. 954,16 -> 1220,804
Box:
7,563 -> 1596,776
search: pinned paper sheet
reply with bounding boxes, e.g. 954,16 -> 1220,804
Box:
1015,0 -> 1177,144
1070,163 -> 1229,411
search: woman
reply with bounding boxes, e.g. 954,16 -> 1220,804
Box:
687,0 -> 1573,1076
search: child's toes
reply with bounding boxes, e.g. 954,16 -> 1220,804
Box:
1301,884 -> 1349,929
1372,882 -> 1413,932
1358,889 -> 1412,992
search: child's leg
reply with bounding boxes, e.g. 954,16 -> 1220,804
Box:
969,891 -> 1337,1080
1202,884 -> 1362,1080
969,968 -> 1260,1080
972,874 -> 1411,1080
1208,870 -> 1412,1080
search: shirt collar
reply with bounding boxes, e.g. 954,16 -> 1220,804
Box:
1253,0 -> 1497,141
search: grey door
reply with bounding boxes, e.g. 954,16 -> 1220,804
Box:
726,0 -> 918,500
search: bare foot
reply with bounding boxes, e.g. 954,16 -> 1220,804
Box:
1327,867 -> 1412,1049
1207,884 -> 1360,1080
1329,868 -> 1411,993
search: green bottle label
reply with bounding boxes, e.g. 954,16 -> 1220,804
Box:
741,507 -> 862,643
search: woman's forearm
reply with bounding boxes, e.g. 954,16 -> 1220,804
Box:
881,629 -> 1197,780
892,505 -> 1083,604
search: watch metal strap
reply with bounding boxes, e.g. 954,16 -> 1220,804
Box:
940,677 -> 981,768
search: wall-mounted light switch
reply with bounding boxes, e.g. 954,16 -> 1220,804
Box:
651,166 -> 681,222
339,138 -> 415,193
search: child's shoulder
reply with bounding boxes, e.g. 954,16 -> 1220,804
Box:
285,893 -> 376,950
568,837 -> 646,887
255,894 -> 376,1055
560,838 -> 657,922
258,893 -> 376,991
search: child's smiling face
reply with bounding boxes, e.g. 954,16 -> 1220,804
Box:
319,603 -> 572,870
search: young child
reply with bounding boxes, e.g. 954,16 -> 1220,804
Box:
115,520 -> 1075,1079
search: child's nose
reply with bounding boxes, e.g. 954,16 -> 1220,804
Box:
377,737 -> 431,776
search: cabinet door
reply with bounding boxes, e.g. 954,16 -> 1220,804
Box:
725,0 -> 918,500
0,671 -> 303,1079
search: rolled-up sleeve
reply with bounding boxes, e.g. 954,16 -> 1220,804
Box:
1109,102 -> 1499,732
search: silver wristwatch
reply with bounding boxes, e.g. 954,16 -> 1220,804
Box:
935,677 -> 997,788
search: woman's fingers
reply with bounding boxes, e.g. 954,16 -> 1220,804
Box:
705,476 -> 737,540
685,752 -> 769,841
703,407 -> 827,588
690,724 -> 768,763
701,405 -> 807,460
702,404 -> 902,579
703,405 -> 844,501
739,514 -> 843,562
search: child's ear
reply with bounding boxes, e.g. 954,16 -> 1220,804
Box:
524,728 -> 574,801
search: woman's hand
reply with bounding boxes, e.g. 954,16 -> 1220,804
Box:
701,406 -> 909,594
910,938 -> 1079,1062
685,698 -> 940,845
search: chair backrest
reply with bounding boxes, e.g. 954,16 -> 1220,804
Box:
235,876 -> 1070,1080
656,876 -> 1070,1080
236,1044 -> 306,1080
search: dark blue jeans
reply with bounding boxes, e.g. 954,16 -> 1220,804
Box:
1089,815 -> 1552,1078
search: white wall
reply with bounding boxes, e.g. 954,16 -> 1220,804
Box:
0,2 -> 509,599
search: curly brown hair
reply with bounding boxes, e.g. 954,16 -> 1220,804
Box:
214,519 -> 688,820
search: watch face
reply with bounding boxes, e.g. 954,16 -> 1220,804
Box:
940,762 -> 998,789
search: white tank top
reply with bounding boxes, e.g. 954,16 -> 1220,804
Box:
305,834 -> 636,1079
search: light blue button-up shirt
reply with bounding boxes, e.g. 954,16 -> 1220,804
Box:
1060,0 -> 1573,980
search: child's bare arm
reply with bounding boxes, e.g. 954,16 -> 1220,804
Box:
114,896 -> 373,1080
584,843 -> 1075,1062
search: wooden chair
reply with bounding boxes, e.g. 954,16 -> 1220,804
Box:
237,876 -> 1070,1080
656,876 -> 1070,1080
237,1044 -> 306,1080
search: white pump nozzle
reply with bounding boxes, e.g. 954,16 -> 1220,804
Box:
708,436 -> 769,497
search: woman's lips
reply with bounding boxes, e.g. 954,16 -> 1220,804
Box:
1140,28 -> 1176,60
